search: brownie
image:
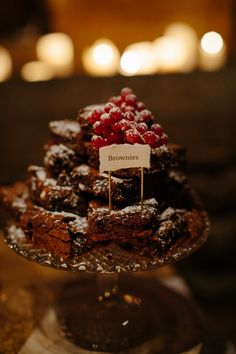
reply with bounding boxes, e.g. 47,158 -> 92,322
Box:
120,207 -> 206,257
87,198 -> 158,242
27,165 -> 88,215
0,182 -> 30,219
20,207 -> 89,258
48,119 -> 85,155
71,164 -> 140,203
44,144 -> 82,176
151,208 -> 206,255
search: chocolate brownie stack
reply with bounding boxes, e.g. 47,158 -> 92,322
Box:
0,88 -> 207,260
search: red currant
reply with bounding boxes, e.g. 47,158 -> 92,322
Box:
159,133 -> 168,145
107,132 -> 123,144
142,131 -> 159,147
109,96 -> 122,106
124,94 -> 137,106
121,87 -> 133,98
139,109 -> 153,122
87,107 -> 103,124
93,121 -> 105,135
104,102 -> 116,113
91,135 -> 106,149
100,113 -> 112,126
124,129 -> 141,144
136,102 -> 146,111
136,122 -> 148,134
109,107 -> 122,122
123,111 -> 135,121
124,105 -> 135,113
151,123 -> 163,136
119,119 -> 132,131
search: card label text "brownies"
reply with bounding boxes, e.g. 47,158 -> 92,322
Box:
99,144 -> 151,173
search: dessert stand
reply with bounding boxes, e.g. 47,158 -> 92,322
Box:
3,214 -> 211,354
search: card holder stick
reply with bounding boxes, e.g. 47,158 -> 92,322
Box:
108,171 -> 112,211
141,167 -> 144,212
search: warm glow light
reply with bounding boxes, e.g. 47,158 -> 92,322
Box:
120,50 -> 142,76
36,33 -> 74,76
164,22 -> 198,72
201,31 -> 223,54
120,42 -> 155,75
20,61 -> 55,82
82,39 -> 120,76
199,31 -> 226,71
0,46 -> 12,82
153,36 -> 187,73
92,44 -> 114,66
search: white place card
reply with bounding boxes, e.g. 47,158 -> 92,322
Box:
99,143 -> 151,173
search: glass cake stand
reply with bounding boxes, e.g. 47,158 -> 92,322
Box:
2,213 -> 214,354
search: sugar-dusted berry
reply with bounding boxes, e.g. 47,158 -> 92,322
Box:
87,107 -> 103,124
136,101 -> 146,111
159,133 -> 168,145
100,113 -> 112,126
151,123 -> 163,136
93,120 -> 106,135
123,111 -> 135,121
109,107 -> 122,122
104,102 -> 116,113
124,129 -> 141,144
142,131 -> 159,147
136,122 -> 148,134
139,109 -> 153,122
121,87 -> 133,98
109,95 -> 122,106
124,94 -> 137,106
91,135 -> 106,149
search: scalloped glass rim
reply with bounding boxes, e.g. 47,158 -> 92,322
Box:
3,212 -> 209,274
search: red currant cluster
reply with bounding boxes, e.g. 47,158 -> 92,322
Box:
88,88 -> 168,150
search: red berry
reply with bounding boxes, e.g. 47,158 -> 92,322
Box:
119,119 -> 132,131
93,120 -> 105,135
142,131 -> 159,147
109,107 -> 122,122
109,95 -> 122,106
124,94 -> 137,106
139,109 -> 153,122
123,111 -> 135,121
136,122 -> 148,134
111,122 -> 121,133
100,113 -> 112,126
107,132 -> 123,144
88,107 -> 103,124
124,129 -> 141,144
104,102 -> 116,113
124,105 -> 135,113
121,87 -> 133,98
159,133 -> 168,145
136,102 -> 146,111
151,123 -> 163,136
91,135 -> 105,149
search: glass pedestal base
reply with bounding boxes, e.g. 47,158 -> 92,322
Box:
19,273 -> 226,354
